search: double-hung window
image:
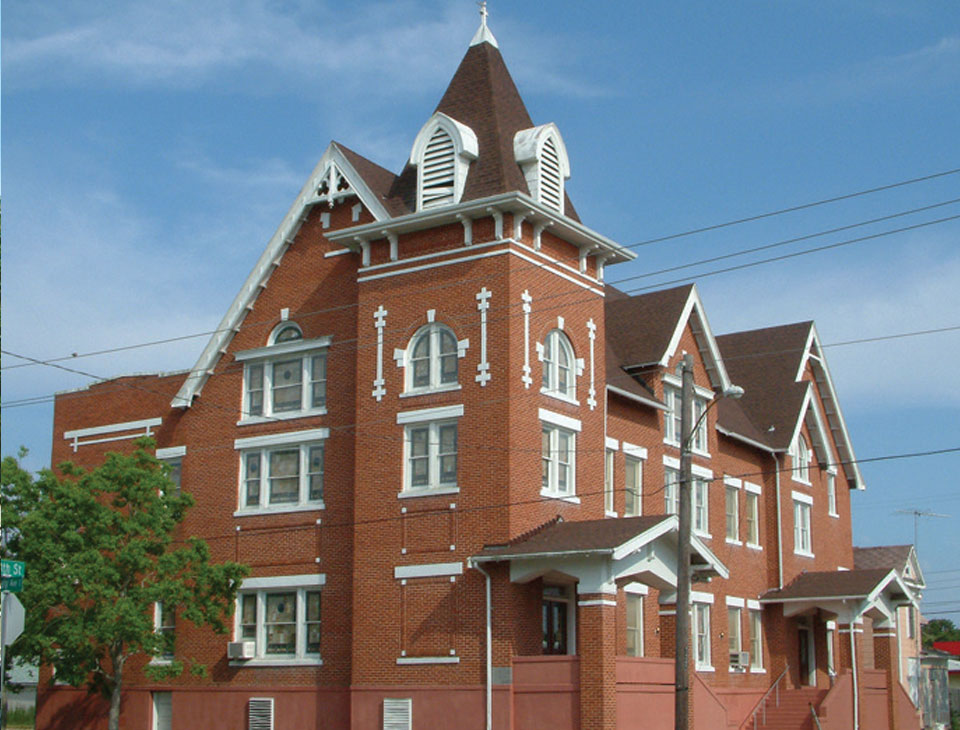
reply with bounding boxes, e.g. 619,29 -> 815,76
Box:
749,608 -> 764,670
664,465 -> 680,515
153,602 -> 175,662
626,591 -> 644,657
540,409 -> 580,499
745,485 -> 761,547
792,434 -> 811,483
398,405 -> 463,495
604,448 -> 615,514
541,329 -> 576,402
236,575 -> 324,664
235,429 -> 328,514
827,470 -> 838,517
405,323 -> 460,393
725,478 -> 740,543
693,601 -> 712,670
625,457 -> 642,517
792,492 -> 813,557
664,459 -> 711,536
663,380 -> 710,453
728,606 -> 743,670
236,326 -> 331,423
693,479 -> 709,536
156,446 -> 185,495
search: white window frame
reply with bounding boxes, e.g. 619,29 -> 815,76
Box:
744,487 -> 761,548
693,601 -> 713,671
541,329 -> 577,403
792,434 -> 811,484
234,430 -> 328,516
625,590 -> 644,657
403,420 -> 459,496
749,604 -> 764,672
153,602 -> 175,664
728,605 -> 743,671
624,455 -> 643,517
156,446 -> 185,495
541,424 -> 577,500
663,377 -> 711,456
827,469 -> 838,517
664,464 -> 680,516
234,574 -> 325,666
403,323 -> 461,395
693,478 -> 710,538
236,330 -> 331,425
725,477 -> 741,545
792,492 -> 814,557
604,448 -> 616,516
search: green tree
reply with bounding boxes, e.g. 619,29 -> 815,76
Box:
1,439 -> 248,730
922,617 -> 960,648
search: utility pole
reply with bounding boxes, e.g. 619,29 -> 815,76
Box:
674,353 -> 694,730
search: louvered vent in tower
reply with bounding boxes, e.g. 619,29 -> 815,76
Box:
248,698 -> 274,730
420,128 -> 455,209
540,137 -> 562,212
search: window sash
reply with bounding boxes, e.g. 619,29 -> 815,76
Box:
238,588 -> 321,659
155,602 -> 175,660
244,352 -> 327,418
604,449 -> 615,513
749,611 -> 763,669
694,603 -> 711,667
408,325 -> 459,391
541,424 -> 575,496
625,457 -> 642,516
542,331 -> 575,399
693,480 -> 709,534
725,487 -> 739,540
746,493 -> 760,544
626,594 -> 643,657
794,501 -> 811,553
241,443 -> 325,510
827,473 -> 837,515
405,421 -> 458,491
728,607 -> 742,657
664,467 -> 679,515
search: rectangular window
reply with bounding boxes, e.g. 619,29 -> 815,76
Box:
725,486 -> 739,541
826,625 -> 835,676
152,692 -> 172,730
693,602 -> 712,669
749,610 -> 763,670
240,441 -> 325,512
154,603 -> 175,661
664,466 -> 679,515
626,594 -> 643,657
793,499 -> 812,556
604,449 -> 615,514
241,349 -> 328,420
728,607 -> 742,669
541,424 -> 576,497
693,479 -> 709,535
692,397 -> 708,453
236,586 -> 322,661
827,471 -> 838,516
907,605 -> 916,639
664,385 -> 708,451
625,457 -> 642,517
745,492 -> 760,545
405,421 -> 458,492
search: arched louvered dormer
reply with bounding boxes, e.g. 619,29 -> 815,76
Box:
410,112 -> 479,211
513,123 -> 571,215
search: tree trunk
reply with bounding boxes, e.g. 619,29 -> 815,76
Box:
108,654 -> 125,730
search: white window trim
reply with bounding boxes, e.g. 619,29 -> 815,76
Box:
662,376 -> 713,456
538,408 -> 582,433
605,437 -> 620,450
827,468 -> 839,518
235,434 -> 327,515
725,481 -> 741,545
237,336 -> 331,424
233,573 -> 325,667
625,591 -> 645,657
604,447 -> 617,517
402,418 -> 460,496
540,329 -> 578,404
401,323 -> 466,395
624,452 -> 644,517
541,422 -> 577,501
394,562 -> 463,579
791,434 -> 812,485
748,607 -> 765,672
151,602 -> 174,665
156,446 -> 186,460
744,490 -> 762,549
692,600 -> 713,671
792,494 -> 814,558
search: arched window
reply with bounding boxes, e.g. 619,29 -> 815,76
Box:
407,324 -> 459,391
272,324 -> 303,344
542,329 -> 575,399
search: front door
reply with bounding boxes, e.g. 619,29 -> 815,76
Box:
798,627 -> 813,685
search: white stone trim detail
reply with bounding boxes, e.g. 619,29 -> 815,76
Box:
397,656 -> 460,665
747,600 -> 761,610
577,599 -> 617,607
240,573 -> 326,590
394,562 -> 463,579
605,437 -> 620,450
373,305 -> 388,401
156,446 -> 186,459
792,490 -> 814,505
396,404 -> 465,424
586,318 -> 597,410
538,408 -> 582,433
624,582 -> 650,595
622,442 -> 648,460
64,417 -> 163,452
744,481 -> 762,495
521,290 -> 533,388
234,428 -> 329,450
691,591 -> 715,604
725,596 -> 745,607
323,248 -> 352,258
476,287 -> 492,386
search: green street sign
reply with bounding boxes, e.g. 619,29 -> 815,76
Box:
1,560 -> 25,593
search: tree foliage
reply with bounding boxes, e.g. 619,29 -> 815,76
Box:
923,617 -> 960,648
1,439 -> 248,730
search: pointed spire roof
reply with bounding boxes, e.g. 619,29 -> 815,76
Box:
470,1 -> 499,48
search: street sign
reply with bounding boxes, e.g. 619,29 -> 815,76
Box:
1,559 -> 25,593
2,593 -> 25,646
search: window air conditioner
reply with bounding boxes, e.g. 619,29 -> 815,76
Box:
730,651 -> 750,667
228,641 -> 256,659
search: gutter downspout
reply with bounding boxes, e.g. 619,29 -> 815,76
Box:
773,453 -> 784,589
469,559 -> 493,730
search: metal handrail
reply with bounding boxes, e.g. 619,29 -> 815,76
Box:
810,702 -> 823,730
744,665 -> 789,730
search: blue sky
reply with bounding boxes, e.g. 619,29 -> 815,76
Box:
2,1 -> 959,621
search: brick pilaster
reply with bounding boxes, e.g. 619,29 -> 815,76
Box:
578,595 -> 617,730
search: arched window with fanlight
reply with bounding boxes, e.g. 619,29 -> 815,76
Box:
541,329 -> 575,400
236,321 -> 332,422
793,434 -> 811,483
406,323 -> 459,392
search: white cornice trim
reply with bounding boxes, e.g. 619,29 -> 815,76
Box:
234,335 -> 333,362
606,384 -> 667,411
715,424 -> 776,454
171,142 -> 387,409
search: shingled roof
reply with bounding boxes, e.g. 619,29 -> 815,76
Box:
853,545 -> 913,572
760,568 -> 897,602
605,285 -> 695,370
715,322 -> 813,452
476,515 -> 672,558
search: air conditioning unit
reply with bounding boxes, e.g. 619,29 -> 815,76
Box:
730,651 -> 750,668
227,641 -> 256,659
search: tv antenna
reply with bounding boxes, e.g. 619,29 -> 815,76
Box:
893,509 -> 950,552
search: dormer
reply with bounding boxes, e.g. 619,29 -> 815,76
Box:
513,123 -> 571,214
410,112 -> 479,211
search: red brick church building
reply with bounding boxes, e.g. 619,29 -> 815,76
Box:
42,12 -> 922,730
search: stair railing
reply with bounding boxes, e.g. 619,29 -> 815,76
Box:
810,702 -> 823,730
743,665 -> 789,730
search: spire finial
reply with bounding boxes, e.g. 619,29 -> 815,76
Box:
470,1 -> 499,48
